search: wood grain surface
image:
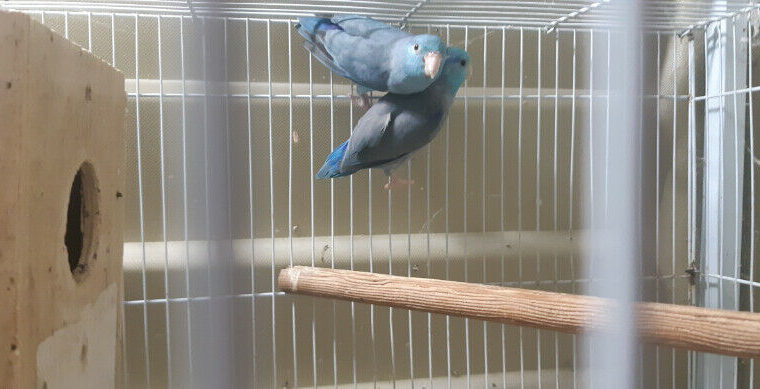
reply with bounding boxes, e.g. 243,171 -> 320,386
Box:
279,266 -> 760,358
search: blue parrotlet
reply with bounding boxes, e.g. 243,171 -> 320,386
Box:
296,14 -> 446,106
316,47 -> 470,189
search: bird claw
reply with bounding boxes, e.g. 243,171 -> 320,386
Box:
351,93 -> 373,109
384,177 -> 415,190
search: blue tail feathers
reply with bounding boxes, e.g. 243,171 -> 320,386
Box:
316,140 -> 351,179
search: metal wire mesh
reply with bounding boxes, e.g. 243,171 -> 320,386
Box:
2,0 -> 759,388
3,0 -> 760,31
688,12 -> 760,386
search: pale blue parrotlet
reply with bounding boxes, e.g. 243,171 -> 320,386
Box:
296,14 -> 446,106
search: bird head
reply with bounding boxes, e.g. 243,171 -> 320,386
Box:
440,46 -> 470,94
395,34 -> 446,85
412,34 -> 446,79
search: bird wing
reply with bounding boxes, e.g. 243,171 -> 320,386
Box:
340,95 -> 444,173
331,15 -> 408,40
298,15 -> 409,91
339,105 -> 401,173
301,41 -> 353,80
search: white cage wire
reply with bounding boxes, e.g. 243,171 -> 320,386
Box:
3,0 -> 759,388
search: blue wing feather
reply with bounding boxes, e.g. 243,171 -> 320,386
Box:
297,17 -> 342,36
302,41 -> 352,80
297,18 -> 355,79
297,15 -> 411,92
316,141 -> 354,178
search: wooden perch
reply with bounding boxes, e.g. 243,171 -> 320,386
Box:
278,266 -> 760,358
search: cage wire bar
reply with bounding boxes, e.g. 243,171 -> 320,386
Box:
2,0 -> 760,388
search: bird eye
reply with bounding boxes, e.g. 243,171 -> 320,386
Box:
460,60 -> 467,66
413,44 -> 419,51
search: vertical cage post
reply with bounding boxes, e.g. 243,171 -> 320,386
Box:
584,1 -> 642,388
696,9 -> 749,387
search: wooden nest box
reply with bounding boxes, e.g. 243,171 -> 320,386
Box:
0,11 -> 126,389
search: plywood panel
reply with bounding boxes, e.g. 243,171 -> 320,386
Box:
0,11 -> 126,389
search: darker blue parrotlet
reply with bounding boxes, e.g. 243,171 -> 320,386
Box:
316,47 -> 470,188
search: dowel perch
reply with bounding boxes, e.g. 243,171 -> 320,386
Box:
279,266 -> 760,358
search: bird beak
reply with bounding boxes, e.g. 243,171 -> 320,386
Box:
423,51 -> 443,79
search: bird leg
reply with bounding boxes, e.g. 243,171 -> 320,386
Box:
350,93 -> 373,109
384,176 -> 415,190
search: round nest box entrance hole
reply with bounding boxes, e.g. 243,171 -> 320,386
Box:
65,162 -> 99,282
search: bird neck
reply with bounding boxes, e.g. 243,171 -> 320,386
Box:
429,74 -> 464,97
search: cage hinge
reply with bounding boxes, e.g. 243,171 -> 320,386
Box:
685,261 -> 700,286
677,28 -> 695,40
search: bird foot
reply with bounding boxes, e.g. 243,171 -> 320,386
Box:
384,177 -> 415,190
351,93 -> 373,109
